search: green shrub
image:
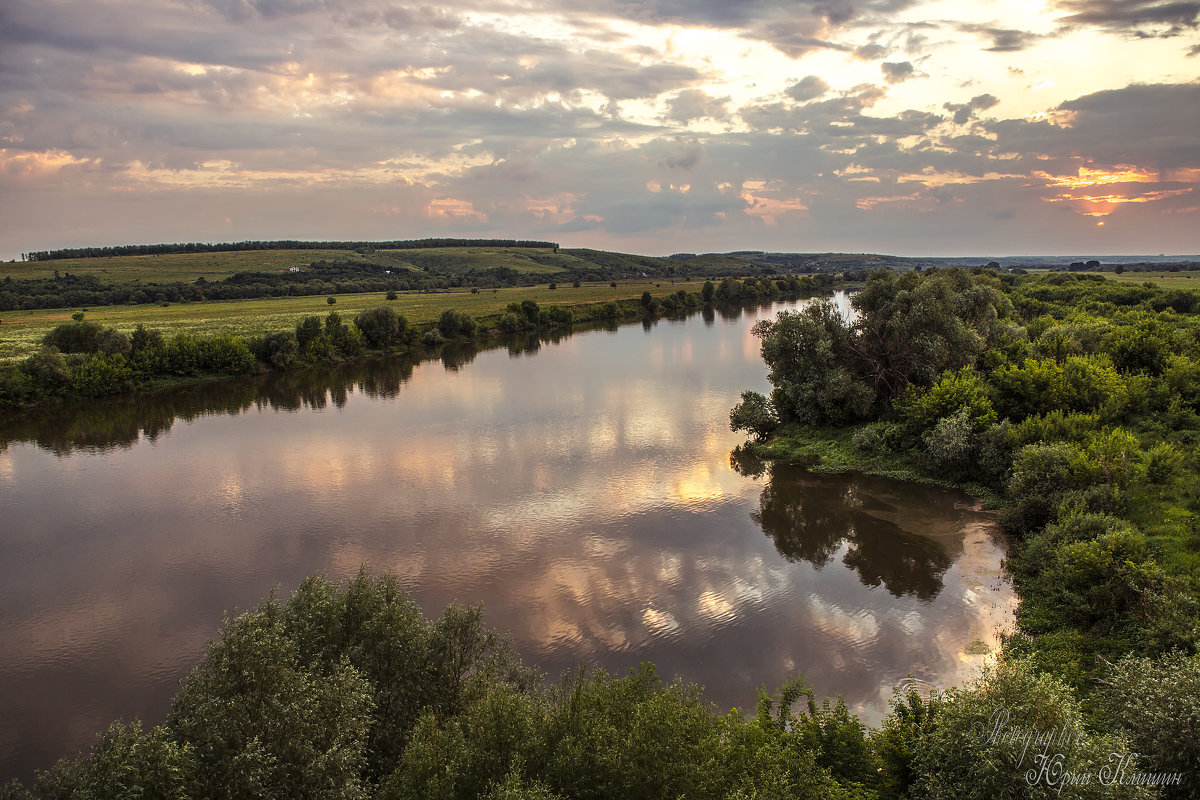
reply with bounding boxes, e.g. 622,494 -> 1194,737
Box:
730,390 -> 779,441
70,352 -> 135,397
20,348 -> 71,395
252,331 -> 300,368
896,368 -> 997,437
1097,653 -> 1200,799
908,659 -> 1147,800
356,307 -> 405,348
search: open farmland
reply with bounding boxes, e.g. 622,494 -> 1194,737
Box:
0,280 -> 707,361
0,245 -> 728,285
0,249 -> 366,282
1093,269 -> 1200,289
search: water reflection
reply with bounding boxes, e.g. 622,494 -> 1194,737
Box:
751,465 -> 955,600
0,296 -> 1013,782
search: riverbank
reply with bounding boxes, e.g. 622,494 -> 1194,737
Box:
0,278 -> 830,412
743,423 -> 1002,502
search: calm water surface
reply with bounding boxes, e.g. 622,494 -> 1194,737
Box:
0,297 -> 1014,780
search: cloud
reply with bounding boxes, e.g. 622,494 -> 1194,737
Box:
881,61 -> 915,83
944,94 -> 1000,124
855,43 -> 890,59
664,89 -> 730,123
988,82 -> 1200,170
1052,0 -> 1200,36
957,23 -> 1042,51
786,75 -> 831,102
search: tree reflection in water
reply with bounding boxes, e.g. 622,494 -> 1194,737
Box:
737,459 -> 954,601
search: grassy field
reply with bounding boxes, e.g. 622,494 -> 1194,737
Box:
0,250 -> 366,282
0,246 -> 688,283
1093,270 -> 1200,289
0,280 -> 706,361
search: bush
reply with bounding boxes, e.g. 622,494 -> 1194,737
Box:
20,348 -> 71,395
896,368 -> 996,438
1021,529 -> 1161,635
31,722 -> 196,800
1097,653 -> 1200,799
0,364 -> 33,408
908,659 -> 1146,800
1001,443 -> 1083,535
43,320 -> 99,352
357,307 -> 405,348
730,390 -> 779,441
497,313 -> 524,334
167,600 -> 375,799
70,353 -> 135,397
851,423 -> 889,456
922,409 -> 978,479
438,310 -> 476,339
252,331 -> 300,368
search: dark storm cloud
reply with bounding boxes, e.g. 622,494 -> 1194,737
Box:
1053,0 -> 1200,36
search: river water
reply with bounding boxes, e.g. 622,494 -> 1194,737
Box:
0,296 -> 1014,780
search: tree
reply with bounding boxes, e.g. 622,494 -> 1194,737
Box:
357,307 -> 403,348
730,390 -> 779,441
754,301 -> 874,425
167,600 -> 375,800
327,296 -> 337,305
702,280 -> 715,303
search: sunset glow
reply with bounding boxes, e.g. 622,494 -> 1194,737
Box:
1,0 -> 1197,256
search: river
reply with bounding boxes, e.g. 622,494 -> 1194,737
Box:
0,295 -> 1014,780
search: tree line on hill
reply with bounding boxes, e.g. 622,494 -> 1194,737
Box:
20,239 -> 559,262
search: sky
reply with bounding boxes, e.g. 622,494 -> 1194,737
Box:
1,0 -> 1198,259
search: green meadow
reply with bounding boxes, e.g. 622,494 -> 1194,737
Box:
1099,270 -> 1200,288
0,280 -> 705,362
0,245 -> 715,283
